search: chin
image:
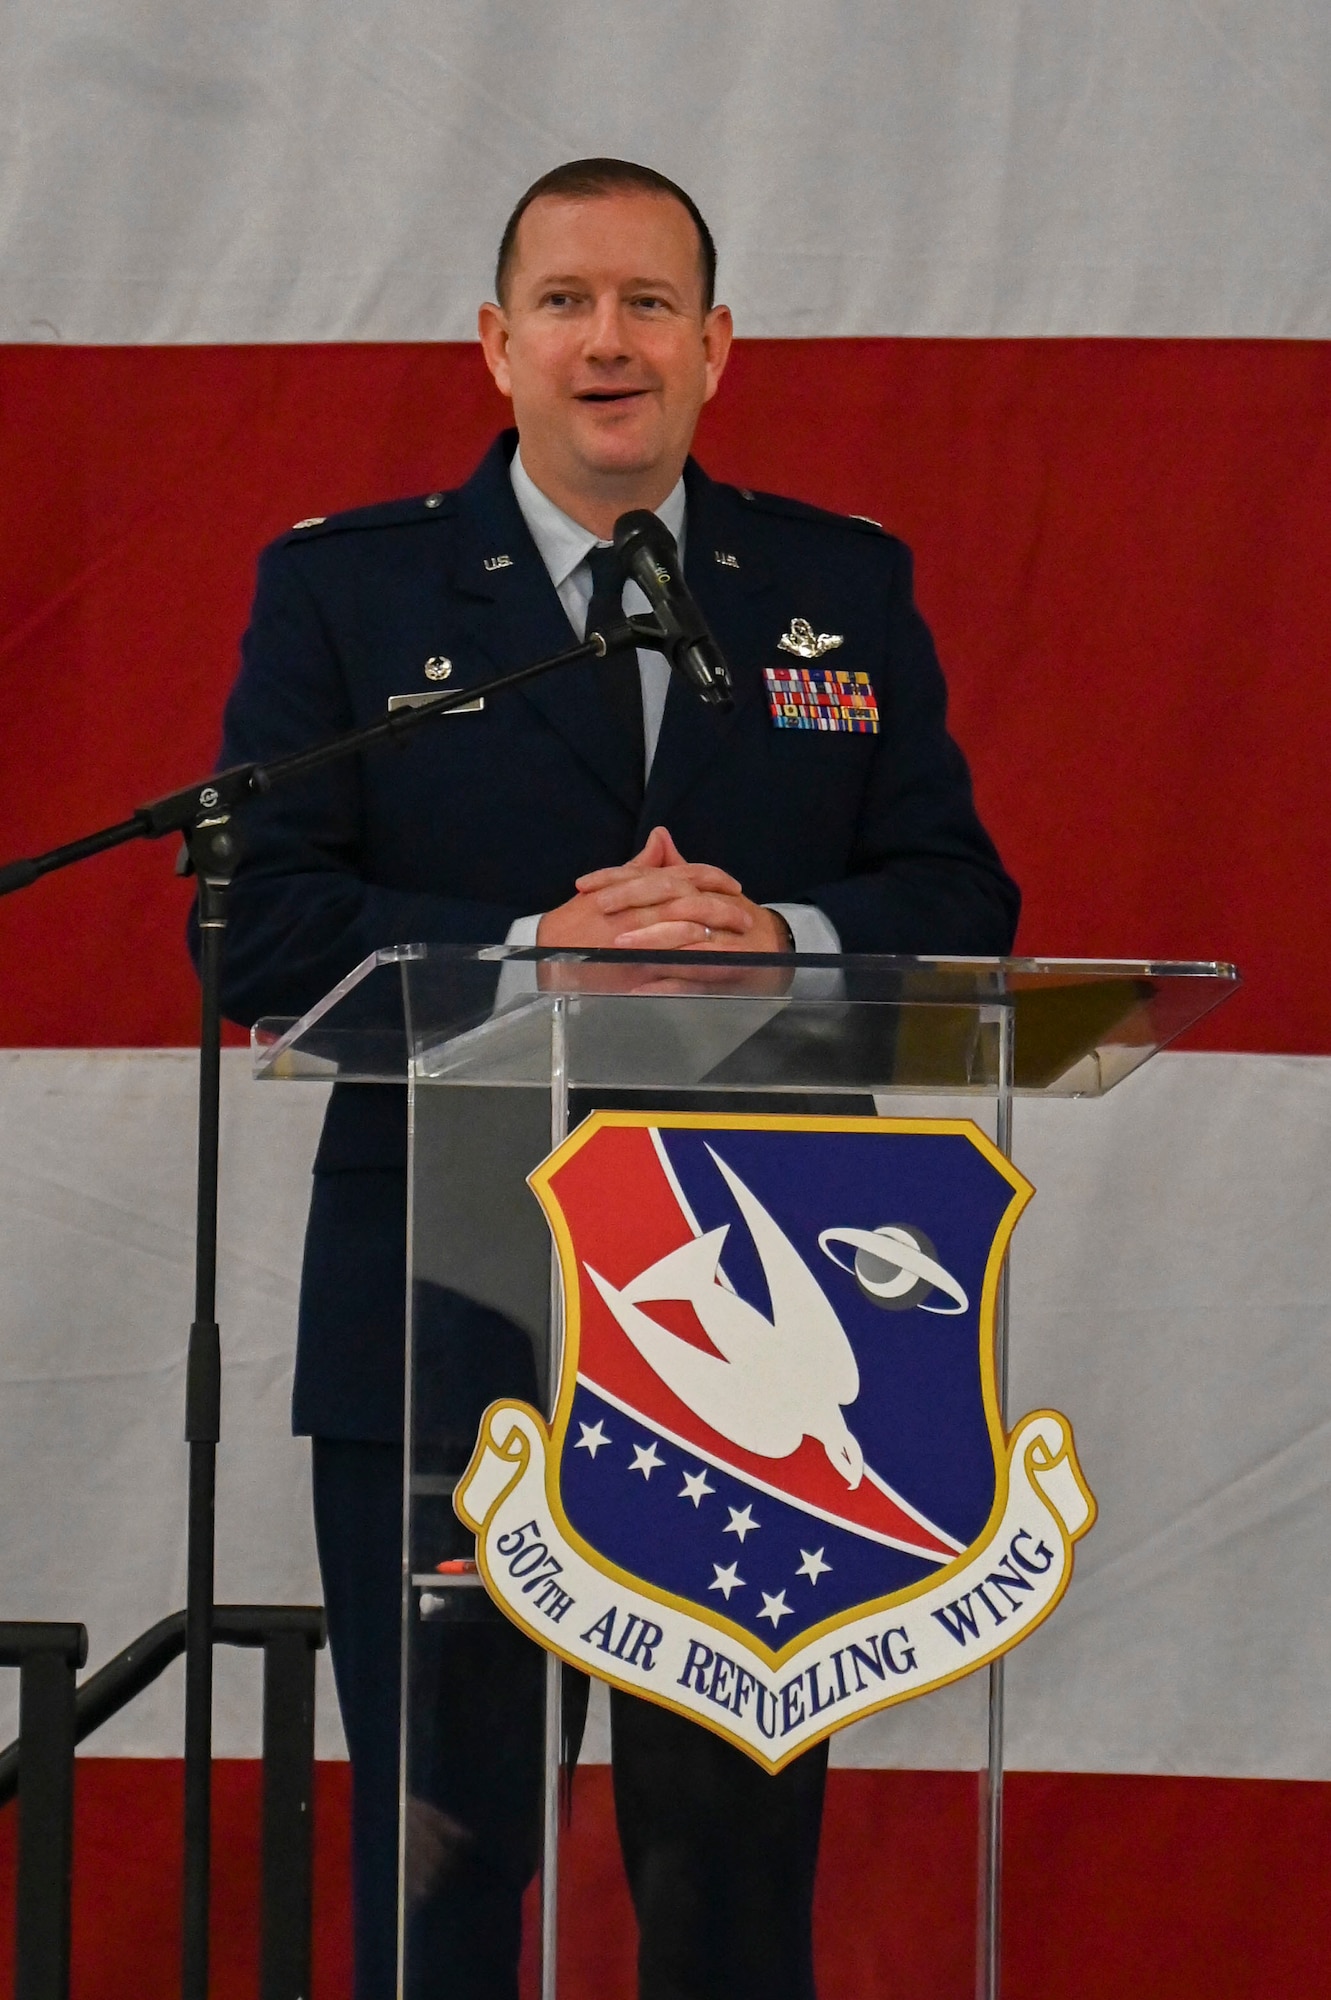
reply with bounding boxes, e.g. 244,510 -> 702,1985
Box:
585,449 -> 662,485
575,421 -> 668,482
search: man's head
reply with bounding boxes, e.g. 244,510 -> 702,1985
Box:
495,159 -> 718,314
478,159 -> 733,535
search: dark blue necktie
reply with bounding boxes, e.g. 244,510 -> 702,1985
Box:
585,542 -> 645,799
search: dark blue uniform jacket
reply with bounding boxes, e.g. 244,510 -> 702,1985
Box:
209,431 -> 1018,1439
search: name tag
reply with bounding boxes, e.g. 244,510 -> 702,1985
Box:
763,666 -> 879,734
388,691 -> 484,714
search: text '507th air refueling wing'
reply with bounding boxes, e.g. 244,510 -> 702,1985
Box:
455,1113 -> 1096,1772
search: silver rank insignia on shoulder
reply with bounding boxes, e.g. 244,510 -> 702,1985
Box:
714,550 -> 740,569
483,554 -> 513,572
778,617 -> 844,660
291,516 -> 326,529
423,657 -> 452,681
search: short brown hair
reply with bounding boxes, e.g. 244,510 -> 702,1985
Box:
495,158 -> 717,311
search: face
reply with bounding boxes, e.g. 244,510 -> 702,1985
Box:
478,189 -> 732,522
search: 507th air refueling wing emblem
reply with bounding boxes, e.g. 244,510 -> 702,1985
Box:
455,1114 -> 1096,1771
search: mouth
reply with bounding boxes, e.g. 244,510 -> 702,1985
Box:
575,388 -> 650,406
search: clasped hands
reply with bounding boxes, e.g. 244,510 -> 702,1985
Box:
535,826 -> 790,955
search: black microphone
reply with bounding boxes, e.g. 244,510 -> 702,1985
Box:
612,511 -> 734,710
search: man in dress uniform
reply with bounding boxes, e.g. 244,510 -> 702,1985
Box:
210,158 -> 1018,2000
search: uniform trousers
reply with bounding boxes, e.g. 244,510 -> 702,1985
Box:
312,1437 -> 828,2000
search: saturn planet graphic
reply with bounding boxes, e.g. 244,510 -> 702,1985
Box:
817,1223 -> 969,1315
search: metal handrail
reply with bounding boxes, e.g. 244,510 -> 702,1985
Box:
0,1606 -> 326,2000
0,1606 -> 325,1806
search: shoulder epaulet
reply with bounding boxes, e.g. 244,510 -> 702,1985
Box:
278,488 -> 458,545
732,485 -> 889,537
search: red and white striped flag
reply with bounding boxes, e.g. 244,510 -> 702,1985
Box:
2,7 -> 1328,1993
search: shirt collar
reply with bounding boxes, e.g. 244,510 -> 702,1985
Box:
509,445 -> 687,587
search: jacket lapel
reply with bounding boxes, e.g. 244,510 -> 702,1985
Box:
640,463 -> 773,830
448,436 -> 645,813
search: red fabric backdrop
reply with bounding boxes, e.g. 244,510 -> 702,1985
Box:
1,1764 -> 1328,1999
3,340 -> 1328,1051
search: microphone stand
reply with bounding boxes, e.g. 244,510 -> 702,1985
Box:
0,619 -> 655,1999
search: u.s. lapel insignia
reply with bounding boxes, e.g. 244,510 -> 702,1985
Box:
778,617 -> 844,660
484,553 -> 513,573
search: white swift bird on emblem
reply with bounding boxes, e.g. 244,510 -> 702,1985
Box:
584,1148 -> 868,1487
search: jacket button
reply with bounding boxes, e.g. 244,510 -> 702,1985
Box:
425,493 -> 443,509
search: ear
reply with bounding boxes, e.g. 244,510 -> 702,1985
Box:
477,301 -> 514,400
700,304 -> 734,406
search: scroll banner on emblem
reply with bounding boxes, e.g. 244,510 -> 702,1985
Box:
455,1113 -> 1097,1771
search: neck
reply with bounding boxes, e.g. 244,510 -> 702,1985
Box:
517,447 -> 684,541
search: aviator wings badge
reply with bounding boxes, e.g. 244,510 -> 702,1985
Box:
779,617 -> 844,660
455,1113 -> 1097,1772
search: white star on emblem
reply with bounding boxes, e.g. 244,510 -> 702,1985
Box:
723,1505 -> 760,1542
796,1547 -> 832,1584
679,1468 -> 715,1507
629,1441 -> 665,1480
709,1562 -> 745,1600
758,1590 -> 793,1628
574,1421 -> 610,1458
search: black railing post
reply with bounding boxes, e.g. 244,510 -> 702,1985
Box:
259,1627 -> 318,2000
0,1623 -> 87,2000
1,1607 -> 325,1998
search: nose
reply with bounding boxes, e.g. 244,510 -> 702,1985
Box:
584,291 -> 632,363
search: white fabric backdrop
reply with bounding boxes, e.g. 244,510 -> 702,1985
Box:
0,1047 -> 1326,1775
4,1 -> 1329,344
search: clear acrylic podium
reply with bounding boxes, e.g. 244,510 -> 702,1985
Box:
255,945 -> 1236,2000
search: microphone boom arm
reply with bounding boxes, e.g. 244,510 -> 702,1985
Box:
0,627 -> 631,898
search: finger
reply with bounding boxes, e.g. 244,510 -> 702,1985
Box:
574,860 -> 652,892
594,865 -> 744,913
612,919 -> 716,950
574,832 -> 709,894
616,902 -> 752,947
573,825 -> 678,893
615,892 -> 752,937
650,826 -> 688,867
684,932 -> 757,952
616,825 -> 667,874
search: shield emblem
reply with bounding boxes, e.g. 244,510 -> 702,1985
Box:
456,1113 -> 1095,1769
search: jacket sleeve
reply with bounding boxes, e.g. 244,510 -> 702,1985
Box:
195,542 -> 526,1027
808,541 -> 1019,956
